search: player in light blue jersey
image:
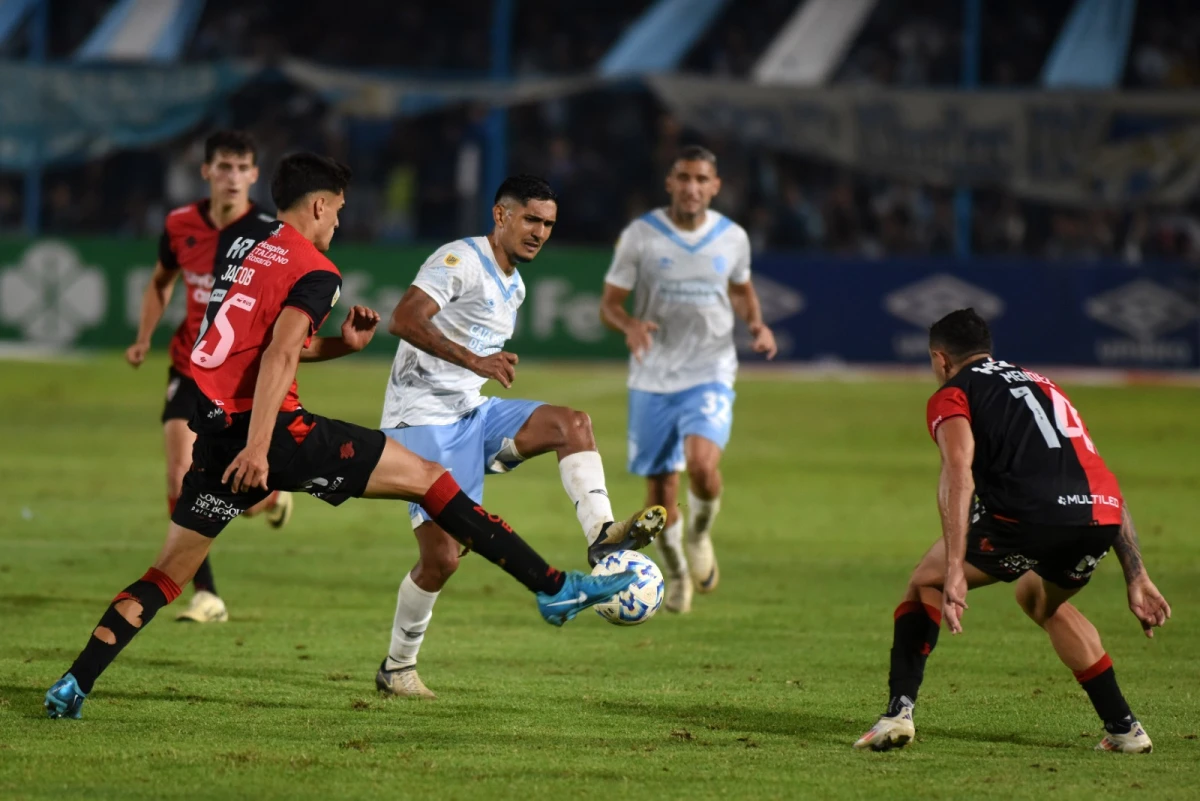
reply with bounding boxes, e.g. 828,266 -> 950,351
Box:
601,146 -> 777,614
374,176 -> 666,697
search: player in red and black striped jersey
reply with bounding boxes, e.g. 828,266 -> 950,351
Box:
45,153 -> 636,720
854,309 -> 1171,754
126,131 -> 293,624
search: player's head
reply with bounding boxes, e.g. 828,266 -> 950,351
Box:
201,130 -> 258,206
929,308 -> 993,383
271,153 -> 352,252
492,174 -> 557,264
666,145 -> 720,221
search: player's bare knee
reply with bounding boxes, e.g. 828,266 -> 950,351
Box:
686,463 -> 721,497
565,409 -> 595,448
415,459 -> 447,494
92,626 -> 117,645
419,545 -> 459,586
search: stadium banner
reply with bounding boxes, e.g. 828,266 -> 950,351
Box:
0,62 -> 254,170
746,256 -> 1200,369
0,237 -> 626,359
647,75 -> 1200,207
0,237 -> 1196,369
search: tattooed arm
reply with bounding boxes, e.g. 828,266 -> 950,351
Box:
1117,504 -> 1171,638
1113,504 -> 1145,581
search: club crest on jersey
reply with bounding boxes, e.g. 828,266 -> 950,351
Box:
658,256 -> 673,269
444,253 -> 460,267
712,255 -> 728,275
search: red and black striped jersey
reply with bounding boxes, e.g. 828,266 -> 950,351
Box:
926,358 -> 1122,527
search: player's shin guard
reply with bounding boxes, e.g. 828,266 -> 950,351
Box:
558,451 -> 614,544
1074,654 -> 1135,733
421,472 -> 566,596
66,568 -> 182,694
886,601 -> 942,714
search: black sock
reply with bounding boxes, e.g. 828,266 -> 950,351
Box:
192,556 -> 217,596
886,601 -> 942,715
422,473 -> 566,595
1074,654 -> 1134,732
67,568 -> 182,694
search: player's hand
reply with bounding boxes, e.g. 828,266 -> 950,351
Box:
943,565 -> 969,635
1127,574 -> 1171,638
125,341 -> 150,368
625,319 -> 658,363
222,443 -> 270,494
749,322 -> 778,360
471,351 -> 519,388
341,305 -> 381,352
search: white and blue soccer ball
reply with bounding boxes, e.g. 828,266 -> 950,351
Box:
591,549 -> 664,626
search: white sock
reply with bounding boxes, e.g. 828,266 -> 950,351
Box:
656,518 -> 687,577
687,488 -> 721,542
385,573 -> 439,671
558,451 -> 614,544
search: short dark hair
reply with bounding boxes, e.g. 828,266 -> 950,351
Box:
929,308 -> 993,361
672,145 -> 718,172
494,174 -> 557,206
204,130 -> 256,164
271,153 -> 352,212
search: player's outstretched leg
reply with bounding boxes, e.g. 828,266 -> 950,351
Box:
854,539 -> 997,751
363,438 -> 636,626
1014,573 -> 1151,753
502,404 -> 665,566
45,523 -> 211,719
683,435 -> 723,594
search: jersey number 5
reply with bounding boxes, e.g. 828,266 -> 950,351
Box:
1010,386 -> 1095,453
192,293 -> 256,368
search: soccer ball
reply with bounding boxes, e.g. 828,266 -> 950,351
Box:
591,550 -> 664,626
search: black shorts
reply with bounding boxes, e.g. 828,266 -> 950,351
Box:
966,509 -> 1119,589
171,409 -> 386,537
161,367 -> 205,423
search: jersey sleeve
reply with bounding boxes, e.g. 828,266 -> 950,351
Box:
604,224 -> 641,290
158,230 -> 179,271
728,226 -> 752,285
283,270 -> 342,333
926,386 -> 971,442
411,244 -> 476,309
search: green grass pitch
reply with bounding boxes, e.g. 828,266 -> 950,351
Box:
0,355 -> 1197,800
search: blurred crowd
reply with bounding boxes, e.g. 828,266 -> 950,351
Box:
2,0 -> 1199,265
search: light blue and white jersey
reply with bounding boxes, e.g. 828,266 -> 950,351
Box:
381,237 -> 525,427
605,209 -> 751,394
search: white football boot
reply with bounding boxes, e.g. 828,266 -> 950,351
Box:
854,702 -> 916,751
175,590 -> 228,623
686,534 -> 719,593
264,491 -> 294,528
376,661 -> 437,699
1096,722 -> 1153,753
663,572 -> 693,614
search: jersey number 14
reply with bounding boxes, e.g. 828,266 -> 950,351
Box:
1010,386 -> 1095,453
